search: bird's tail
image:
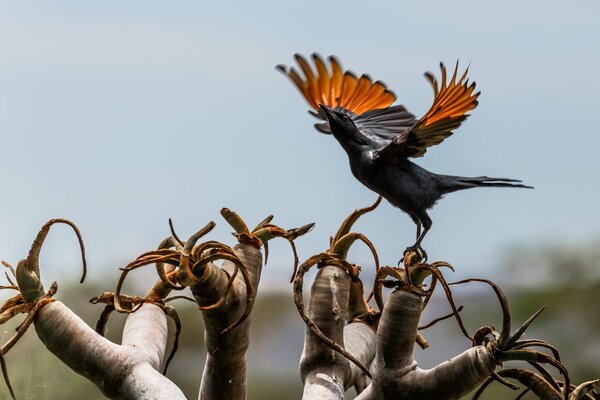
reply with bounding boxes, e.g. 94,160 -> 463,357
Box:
439,175 -> 533,194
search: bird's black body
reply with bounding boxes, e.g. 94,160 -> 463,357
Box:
278,53 -> 532,256
321,105 -> 531,255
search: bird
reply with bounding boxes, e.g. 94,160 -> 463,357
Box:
277,53 -> 532,260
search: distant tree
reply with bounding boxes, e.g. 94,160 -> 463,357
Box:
506,241 -> 600,287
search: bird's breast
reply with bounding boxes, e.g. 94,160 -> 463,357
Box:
348,156 -> 381,191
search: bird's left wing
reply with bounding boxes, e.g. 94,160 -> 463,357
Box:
277,53 -> 397,133
372,62 -> 480,159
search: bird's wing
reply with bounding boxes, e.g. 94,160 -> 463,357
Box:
277,53 -> 396,133
352,105 -> 418,149
373,62 -> 480,159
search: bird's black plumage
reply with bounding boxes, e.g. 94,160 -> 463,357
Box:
278,53 -> 532,257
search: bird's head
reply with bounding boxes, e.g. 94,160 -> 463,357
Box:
319,104 -> 356,134
319,105 -> 373,154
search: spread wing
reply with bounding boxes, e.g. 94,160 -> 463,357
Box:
373,62 -> 480,159
352,105 -> 418,150
277,53 -> 397,133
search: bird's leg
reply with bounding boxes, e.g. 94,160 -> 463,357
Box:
412,223 -> 428,261
404,214 -> 431,262
399,218 -> 417,266
399,222 -> 425,266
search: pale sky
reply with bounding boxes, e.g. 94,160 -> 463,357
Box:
1,1 -> 598,288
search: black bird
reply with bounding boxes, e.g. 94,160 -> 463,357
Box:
277,53 -> 532,259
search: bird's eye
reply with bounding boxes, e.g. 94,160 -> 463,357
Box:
341,114 -> 350,121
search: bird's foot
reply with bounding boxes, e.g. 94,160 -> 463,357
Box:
398,246 -> 428,267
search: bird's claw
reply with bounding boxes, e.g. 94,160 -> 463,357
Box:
398,246 -> 428,267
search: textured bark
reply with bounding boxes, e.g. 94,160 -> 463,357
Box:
197,243 -> 262,400
24,226 -> 269,400
355,290 -> 496,400
118,363 -> 187,400
122,304 -> 169,370
343,322 -> 376,389
300,266 -> 376,399
300,266 -> 351,400
9,216 -> 579,400
33,301 -> 185,400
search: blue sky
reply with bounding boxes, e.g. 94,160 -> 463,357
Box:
0,1 -> 598,287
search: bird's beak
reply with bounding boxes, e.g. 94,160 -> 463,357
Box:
319,104 -> 337,122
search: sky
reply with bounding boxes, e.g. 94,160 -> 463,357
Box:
0,1 -> 599,289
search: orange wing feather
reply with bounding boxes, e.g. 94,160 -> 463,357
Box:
403,62 -> 480,157
329,56 -> 344,105
277,53 -> 396,115
418,62 -> 479,130
279,55 -> 481,157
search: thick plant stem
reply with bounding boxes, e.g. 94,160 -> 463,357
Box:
198,325 -> 248,400
387,346 -> 496,400
34,301 -> 185,400
374,290 -> 421,371
300,266 -> 376,399
118,363 -> 187,400
355,290 -> 496,400
197,243 -> 262,400
122,303 -> 169,371
300,266 -> 351,400
344,322 -> 376,391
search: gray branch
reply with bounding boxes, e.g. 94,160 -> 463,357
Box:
34,301 -> 186,400
195,243 -> 263,400
300,266 -> 376,400
355,290 -> 496,400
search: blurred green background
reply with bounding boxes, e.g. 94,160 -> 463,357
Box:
1,241 -> 598,399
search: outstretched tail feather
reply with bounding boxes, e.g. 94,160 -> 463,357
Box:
465,181 -> 533,189
461,176 -> 525,184
440,175 -> 533,193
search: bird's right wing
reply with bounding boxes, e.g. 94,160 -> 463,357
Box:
277,53 -> 397,133
371,62 -> 480,159
401,62 -> 480,157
